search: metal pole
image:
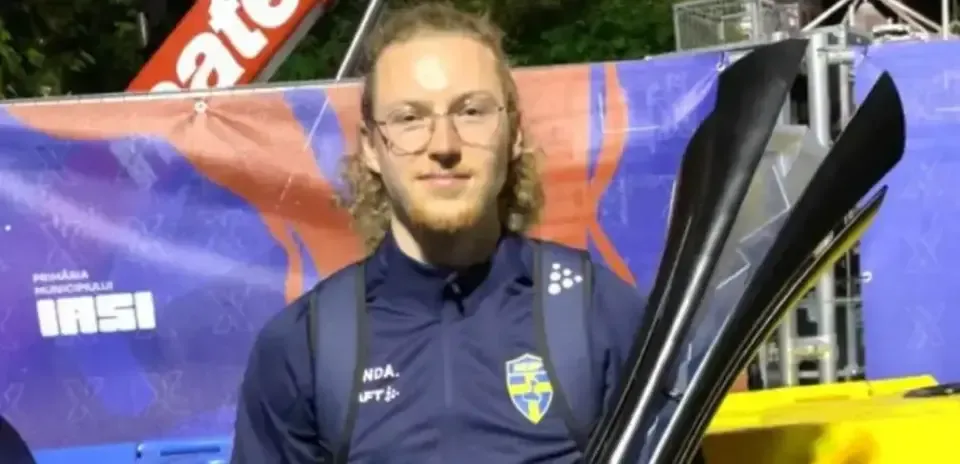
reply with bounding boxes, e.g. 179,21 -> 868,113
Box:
254,4 -> 330,82
751,0 -> 762,41
803,0 -> 854,32
776,272 -> 799,386
775,81 -> 798,387
943,0 -> 951,38
335,0 -> 386,80
882,4 -> 933,34
806,32 -> 839,384
845,0 -> 861,26
756,342 -> 770,388
673,5 -> 684,51
879,0 -> 944,32
836,29 -> 860,381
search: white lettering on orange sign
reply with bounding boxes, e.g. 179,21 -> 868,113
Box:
152,0 -> 301,92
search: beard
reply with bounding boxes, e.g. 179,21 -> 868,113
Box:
404,192 -> 488,234
393,179 -> 495,234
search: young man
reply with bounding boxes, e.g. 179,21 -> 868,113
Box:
231,4 -> 649,463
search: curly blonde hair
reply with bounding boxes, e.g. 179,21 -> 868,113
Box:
338,2 -> 545,252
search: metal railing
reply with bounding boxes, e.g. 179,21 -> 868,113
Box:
672,0 -> 806,51
703,28 -> 870,389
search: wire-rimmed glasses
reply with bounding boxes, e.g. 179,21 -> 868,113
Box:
372,96 -> 506,154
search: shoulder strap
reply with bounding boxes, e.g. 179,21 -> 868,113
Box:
532,242 -> 596,451
306,264 -> 367,464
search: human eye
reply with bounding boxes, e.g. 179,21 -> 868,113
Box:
386,110 -> 427,130
457,100 -> 498,122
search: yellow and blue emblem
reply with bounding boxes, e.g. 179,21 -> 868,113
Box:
505,353 -> 554,424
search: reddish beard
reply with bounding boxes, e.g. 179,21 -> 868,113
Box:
405,193 -> 487,233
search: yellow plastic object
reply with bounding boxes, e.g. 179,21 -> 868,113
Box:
701,376 -> 960,463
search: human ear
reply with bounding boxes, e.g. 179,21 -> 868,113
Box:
360,125 -> 382,174
511,128 -> 525,161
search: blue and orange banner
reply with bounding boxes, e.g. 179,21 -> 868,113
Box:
854,40 -> 960,385
0,53 -> 721,454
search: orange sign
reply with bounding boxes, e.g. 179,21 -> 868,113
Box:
129,0 -> 331,92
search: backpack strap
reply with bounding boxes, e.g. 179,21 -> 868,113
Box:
306,264 -> 367,464
532,242 -> 596,451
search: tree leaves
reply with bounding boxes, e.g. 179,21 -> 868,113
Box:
0,0 -> 677,98
273,0 -> 677,81
0,0 -> 144,99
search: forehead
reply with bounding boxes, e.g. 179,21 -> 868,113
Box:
372,33 -> 503,108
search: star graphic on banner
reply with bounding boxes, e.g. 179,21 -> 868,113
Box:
0,382 -> 25,417
903,225 -> 942,274
907,303 -> 945,350
213,287 -> 255,335
715,162 -> 793,290
672,159 -> 796,394
0,305 -> 17,352
144,369 -> 188,417
64,376 -> 104,424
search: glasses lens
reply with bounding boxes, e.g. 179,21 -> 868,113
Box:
453,105 -> 502,146
383,115 -> 432,153
380,104 -> 503,152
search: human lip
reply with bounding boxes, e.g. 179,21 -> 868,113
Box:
417,172 -> 471,187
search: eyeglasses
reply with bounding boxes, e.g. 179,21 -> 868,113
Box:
372,99 -> 506,154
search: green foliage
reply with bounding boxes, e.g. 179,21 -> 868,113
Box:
0,0 -> 676,98
498,0 -> 676,67
275,0 -> 677,81
272,1 -> 374,83
0,0 -> 144,99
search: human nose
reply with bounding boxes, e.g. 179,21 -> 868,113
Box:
426,114 -> 462,154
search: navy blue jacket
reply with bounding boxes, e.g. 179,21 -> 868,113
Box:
232,234 -> 648,463
0,415 -> 35,464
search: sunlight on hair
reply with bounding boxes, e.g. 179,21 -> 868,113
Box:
336,2 -> 545,252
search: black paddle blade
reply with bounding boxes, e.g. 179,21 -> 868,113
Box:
585,38 -> 808,464
664,187 -> 886,464
649,72 -> 905,464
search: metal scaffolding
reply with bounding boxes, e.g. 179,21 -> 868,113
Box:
670,0 -> 956,385
742,29 -> 860,388
671,0 -> 956,387
672,0 -> 808,51
673,0 -> 954,51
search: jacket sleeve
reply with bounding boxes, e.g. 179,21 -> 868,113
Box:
589,265 -> 709,464
231,300 -> 329,463
589,264 -> 649,409
0,414 -> 35,464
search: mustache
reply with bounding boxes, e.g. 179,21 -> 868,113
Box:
415,171 -> 473,179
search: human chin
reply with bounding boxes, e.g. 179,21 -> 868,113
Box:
406,192 -> 485,233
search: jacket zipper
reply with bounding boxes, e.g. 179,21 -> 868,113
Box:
441,301 -> 454,407
441,280 -> 462,408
